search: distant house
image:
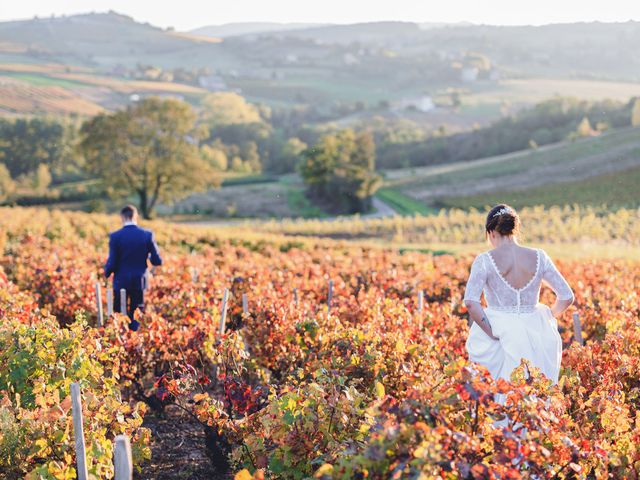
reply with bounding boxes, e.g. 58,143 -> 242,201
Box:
343,53 -> 360,66
111,64 -> 128,77
461,67 -> 479,82
129,93 -> 185,102
198,75 -> 228,91
395,95 -> 435,113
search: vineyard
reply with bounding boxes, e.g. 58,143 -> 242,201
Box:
1,207 -> 639,479
252,205 -> 640,249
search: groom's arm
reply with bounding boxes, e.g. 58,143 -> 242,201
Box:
147,231 -> 162,267
104,234 -> 117,278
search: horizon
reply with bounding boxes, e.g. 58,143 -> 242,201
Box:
2,1 -> 640,31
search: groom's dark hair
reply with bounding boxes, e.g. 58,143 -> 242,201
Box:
120,205 -> 138,220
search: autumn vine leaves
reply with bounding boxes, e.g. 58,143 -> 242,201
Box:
0,207 -> 639,479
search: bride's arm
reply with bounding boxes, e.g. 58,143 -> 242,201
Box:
463,254 -> 499,340
541,250 -> 575,317
550,298 -> 573,317
465,300 -> 499,340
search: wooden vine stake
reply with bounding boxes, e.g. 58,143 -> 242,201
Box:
573,312 -> 583,346
242,293 -> 248,315
120,289 -> 127,315
417,290 -> 424,330
70,383 -> 88,480
327,280 -> 333,316
95,282 -> 103,327
114,435 -> 133,480
293,287 -> 299,306
219,288 -> 229,335
106,288 -> 113,317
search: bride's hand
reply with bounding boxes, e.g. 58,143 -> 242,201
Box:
479,314 -> 499,341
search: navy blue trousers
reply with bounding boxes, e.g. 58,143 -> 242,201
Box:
113,288 -> 144,323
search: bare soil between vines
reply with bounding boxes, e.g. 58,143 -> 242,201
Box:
138,405 -> 231,480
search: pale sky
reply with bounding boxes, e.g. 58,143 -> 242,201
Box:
1,0 -> 639,31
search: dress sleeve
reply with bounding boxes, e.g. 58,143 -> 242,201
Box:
463,254 -> 487,304
540,250 -> 574,301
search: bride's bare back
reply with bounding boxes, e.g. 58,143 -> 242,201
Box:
487,245 -> 539,290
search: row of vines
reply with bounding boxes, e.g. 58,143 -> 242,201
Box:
0,207 -> 639,479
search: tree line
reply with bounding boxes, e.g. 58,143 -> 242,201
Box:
0,93 -> 381,217
1,94 -> 639,217
376,97 -> 640,169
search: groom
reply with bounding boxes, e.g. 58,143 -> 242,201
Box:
105,205 -> 162,331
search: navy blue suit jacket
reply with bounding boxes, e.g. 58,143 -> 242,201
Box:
105,224 -> 162,291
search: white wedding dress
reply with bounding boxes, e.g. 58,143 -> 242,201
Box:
464,249 -> 574,384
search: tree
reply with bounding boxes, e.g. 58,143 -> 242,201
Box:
33,164 -> 52,195
201,144 -> 228,171
277,137 -> 307,173
80,97 -> 219,219
632,98 -> 640,127
201,92 -> 262,127
240,141 -> 261,173
299,129 -> 381,214
0,163 -> 15,202
0,118 -> 78,178
573,117 -> 594,139
230,156 -> 247,173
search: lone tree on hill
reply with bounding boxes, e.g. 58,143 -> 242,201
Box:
299,129 -> 381,214
80,97 -> 218,219
631,98 -> 640,127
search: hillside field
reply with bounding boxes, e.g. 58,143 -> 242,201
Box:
381,126 -> 640,210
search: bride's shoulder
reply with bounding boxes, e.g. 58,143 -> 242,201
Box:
533,247 -> 553,266
472,251 -> 490,265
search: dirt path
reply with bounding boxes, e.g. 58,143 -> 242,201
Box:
368,196 -> 397,218
179,196 -> 397,228
139,406 -> 229,480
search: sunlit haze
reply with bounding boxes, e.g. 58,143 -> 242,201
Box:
2,0 -> 639,30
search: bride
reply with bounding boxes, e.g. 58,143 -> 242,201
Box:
464,204 -> 574,384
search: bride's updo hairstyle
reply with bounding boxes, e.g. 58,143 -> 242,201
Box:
486,204 -> 520,237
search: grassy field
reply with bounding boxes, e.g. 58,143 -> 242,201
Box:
0,80 -> 104,116
286,188 -> 327,218
375,188 -> 436,216
164,176 -> 322,219
2,72 -> 89,88
467,78 -> 640,105
0,63 -> 208,115
440,165 -> 640,210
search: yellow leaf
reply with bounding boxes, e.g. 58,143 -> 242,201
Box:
375,381 -> 385,399
234,469 -> 253,480
315,464 -> 334,477
193,393 -> 208,403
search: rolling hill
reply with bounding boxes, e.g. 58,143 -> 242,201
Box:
191,22 -> 324,38
0,12 -> 213,65
1,12 -> 639,137
381,126 -> 640,210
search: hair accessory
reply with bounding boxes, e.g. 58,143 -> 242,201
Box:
492,207 -> 512,218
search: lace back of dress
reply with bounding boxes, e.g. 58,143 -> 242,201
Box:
483,249 -> 542,313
